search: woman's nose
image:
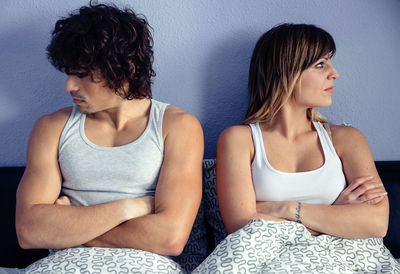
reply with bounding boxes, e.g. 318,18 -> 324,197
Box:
330,65 -> 340,80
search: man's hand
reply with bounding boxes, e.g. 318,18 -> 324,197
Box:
130,196 -> 155,216
333,176 -> 387,205
54,196 -> 71,206
84,195 -> 155,247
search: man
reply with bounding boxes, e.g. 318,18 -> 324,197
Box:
15,2 -> 203,260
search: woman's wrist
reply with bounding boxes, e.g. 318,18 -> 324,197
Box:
281,201 -> 298,221
295,202 -> 302,223
256,201 -> 301,221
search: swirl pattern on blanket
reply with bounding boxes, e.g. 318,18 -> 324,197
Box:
25,247 -> 184,274
193,219 -> 400,273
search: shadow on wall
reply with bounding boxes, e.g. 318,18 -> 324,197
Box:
0,23 -> 66,166
200,31 -> 258,158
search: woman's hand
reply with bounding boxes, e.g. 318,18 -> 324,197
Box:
307,227 -> 320,236
333,176 -> 387,205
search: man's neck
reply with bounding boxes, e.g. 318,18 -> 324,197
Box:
88,98 -> 152,131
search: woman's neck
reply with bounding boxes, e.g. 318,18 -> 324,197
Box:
262,104 -> 313,142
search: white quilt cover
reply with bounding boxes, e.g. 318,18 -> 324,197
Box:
193,219 -> 400,273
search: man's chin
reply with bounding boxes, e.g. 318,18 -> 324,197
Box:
76,105 -> 94,115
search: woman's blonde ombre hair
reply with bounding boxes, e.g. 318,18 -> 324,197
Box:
243,23 -> 336,125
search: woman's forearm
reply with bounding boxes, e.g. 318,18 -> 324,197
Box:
257,201 -> 321,235
263,199 -> 388,238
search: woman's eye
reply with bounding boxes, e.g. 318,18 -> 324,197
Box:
316,62 -> 324,68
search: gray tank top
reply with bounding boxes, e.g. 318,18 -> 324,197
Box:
58,99 -> 167,206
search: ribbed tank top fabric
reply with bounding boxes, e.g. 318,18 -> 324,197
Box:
249,121 -> 346,204
58,99 -> 167,206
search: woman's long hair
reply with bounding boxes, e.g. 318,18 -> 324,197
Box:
243,23 -> 336,125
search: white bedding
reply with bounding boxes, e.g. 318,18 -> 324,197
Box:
23,247 -> 183,273
194,219 -> 400,273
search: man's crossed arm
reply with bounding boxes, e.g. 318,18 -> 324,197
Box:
16,107 -> 204,256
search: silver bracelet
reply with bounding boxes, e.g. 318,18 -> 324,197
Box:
295,202 -> 302,223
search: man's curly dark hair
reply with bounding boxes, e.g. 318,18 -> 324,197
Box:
47,2 -> 155,99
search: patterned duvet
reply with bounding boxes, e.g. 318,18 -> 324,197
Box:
17,218 -> 400,273
193,219 -> 400,273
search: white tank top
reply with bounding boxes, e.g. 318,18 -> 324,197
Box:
250,121 -> 346,204
58,99 -> 167,206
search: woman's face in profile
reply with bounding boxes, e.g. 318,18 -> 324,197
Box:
292,55 -> 340,109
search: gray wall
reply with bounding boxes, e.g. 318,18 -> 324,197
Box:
1,0 -> 399,166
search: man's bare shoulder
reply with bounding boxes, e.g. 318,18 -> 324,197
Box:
35,107 -> 72,127
31,107 -> 73,139
24,107 -> 73,172
163,105 -> 202,135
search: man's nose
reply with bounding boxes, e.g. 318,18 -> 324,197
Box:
64,75 -> 79,92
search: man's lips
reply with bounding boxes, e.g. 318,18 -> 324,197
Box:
72,97 -> 84,104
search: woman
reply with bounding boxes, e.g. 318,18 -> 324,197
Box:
194,23 -> 399,273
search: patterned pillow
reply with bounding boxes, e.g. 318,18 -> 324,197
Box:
384,180 -> 400,258
174,159 -> 228,271
202,159 -> 227,248
172,198 -> 208,273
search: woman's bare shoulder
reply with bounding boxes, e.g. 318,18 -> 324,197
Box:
219,125 -> 252,143
330,124 -> 369,156
217,124 -> 254,157
330,124 -> 365,140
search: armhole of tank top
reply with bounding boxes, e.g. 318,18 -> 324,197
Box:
322,122 -> 332,141
321,122 -> 343,166
157,102 -> 168,154
58,106 -> 77,152
248,123 -> 257,164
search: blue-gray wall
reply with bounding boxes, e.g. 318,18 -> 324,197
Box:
1,0 -> 399,166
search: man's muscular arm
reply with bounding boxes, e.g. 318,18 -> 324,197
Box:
85,107 -> 204,256
16,109 -> 152,249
